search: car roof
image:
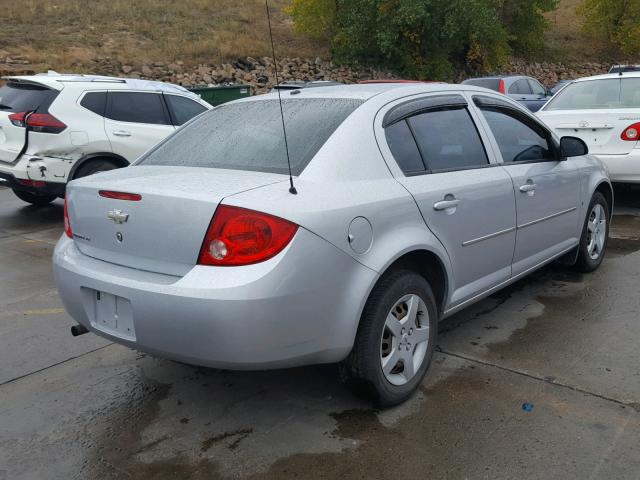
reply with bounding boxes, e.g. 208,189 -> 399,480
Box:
572,71 -> 640,82
2,72 -> 201,100
239,82 -> 490,102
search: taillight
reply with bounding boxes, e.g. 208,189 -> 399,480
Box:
198,205 -> 298,266
8,111 -> 66,133
99,190 -> 142,201
64,196 -> 73,239
27,113 -> 67,133
499,79 -> 506,95
621,122 -> 640,141
9,112 -> 26,127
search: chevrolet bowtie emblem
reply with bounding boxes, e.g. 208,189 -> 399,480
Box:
107,209 -> 129,224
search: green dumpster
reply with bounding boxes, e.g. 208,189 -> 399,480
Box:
188,84 -> 252,106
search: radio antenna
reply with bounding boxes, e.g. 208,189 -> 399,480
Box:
265,0 -> 297,195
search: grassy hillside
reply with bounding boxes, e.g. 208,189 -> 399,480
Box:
544,0 -> 622,63
0,0 -> 326,70
0,0 -> 632,73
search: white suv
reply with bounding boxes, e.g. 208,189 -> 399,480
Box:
0,73 -> 212,204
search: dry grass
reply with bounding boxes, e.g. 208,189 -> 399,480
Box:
544,0 -> 629,63
0,0 -> 326,71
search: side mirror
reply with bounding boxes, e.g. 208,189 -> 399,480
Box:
560,136 -> 589,158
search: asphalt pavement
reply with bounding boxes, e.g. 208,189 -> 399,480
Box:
1,184 -> 639,480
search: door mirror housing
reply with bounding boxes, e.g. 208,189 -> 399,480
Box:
560,136 -> 588,158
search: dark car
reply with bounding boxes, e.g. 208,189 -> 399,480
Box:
460,75 -> 552,112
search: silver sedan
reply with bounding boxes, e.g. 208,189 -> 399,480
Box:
53,83 -> 612,406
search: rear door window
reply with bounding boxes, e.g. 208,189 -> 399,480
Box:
479,107 -> 555,162
0,82 -> 58,113
407,108 -> 489,171
529,79 -> 547,96
164,94 -> 208,125
80,92 -> 107,116
509,80 -> 532,95
106,92 -> 169,125
137,98 -> 363,175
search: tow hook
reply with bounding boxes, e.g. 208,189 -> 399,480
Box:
71,324 -> 89,337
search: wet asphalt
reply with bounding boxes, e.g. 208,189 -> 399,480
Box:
0,183 -> 639,480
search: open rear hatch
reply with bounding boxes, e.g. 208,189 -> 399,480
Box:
0,80 -> 60,163
67,166 -> 286,276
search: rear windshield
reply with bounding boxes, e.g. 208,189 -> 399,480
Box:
137,98 -> 363,175
0,82 -> 58,112
461,78 -> 501,91
544,78 -> 640,110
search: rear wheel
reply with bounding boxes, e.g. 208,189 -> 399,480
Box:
340,270 -> 438,407
575,192 -> 609,272
12,189 -> 57,206
73,158 -> 120,179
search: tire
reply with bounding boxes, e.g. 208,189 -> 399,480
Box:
340,269 -> 438,407
12,189 -> 57,206
575,191 -> 610,273
73,158 -> 120,179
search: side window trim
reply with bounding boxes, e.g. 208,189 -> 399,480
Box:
404,119 -> 428,173
105,91 -> 172,125
383,94 -> 468,127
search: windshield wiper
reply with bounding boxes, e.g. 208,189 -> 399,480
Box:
0,103 -> 13,110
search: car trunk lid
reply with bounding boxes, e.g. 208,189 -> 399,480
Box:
540,110 -> 640,155
67,166 -> 287,276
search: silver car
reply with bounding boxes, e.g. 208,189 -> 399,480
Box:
53,83 -> 612,406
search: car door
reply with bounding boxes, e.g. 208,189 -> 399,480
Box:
380,94 -> 517,307
508,79 -> 537,111
472,94 -> 580,276
104,91 -> 175,161
528,78 -> 551,112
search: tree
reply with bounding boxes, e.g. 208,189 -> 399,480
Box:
288,0 -> 559,79
578,0 -> 640,56
500,0 -> 559,56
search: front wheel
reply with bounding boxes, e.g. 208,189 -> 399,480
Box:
340,270 -> 438,407
575,191 -> 609,272
12,189 -> 57,206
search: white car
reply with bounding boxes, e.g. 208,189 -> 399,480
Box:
0,73 -> 212,205
537,72 -> 640,183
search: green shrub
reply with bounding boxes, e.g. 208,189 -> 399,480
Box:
578,0 -> 640,56
288,0 -> 558,80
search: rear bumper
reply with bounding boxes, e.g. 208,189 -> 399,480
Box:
595,150 -> 640,183
0,170 -> 66,196
0,154 -> 68,195
53,229 -> 378,369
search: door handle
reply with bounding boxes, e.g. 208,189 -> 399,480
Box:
113,130 -> 132,137
433,199 -> 460,211
519,183 -> 537,193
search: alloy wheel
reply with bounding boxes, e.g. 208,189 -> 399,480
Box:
380,294 -> 430,386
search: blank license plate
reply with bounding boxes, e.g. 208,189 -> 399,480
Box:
92,290 -> 136,341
